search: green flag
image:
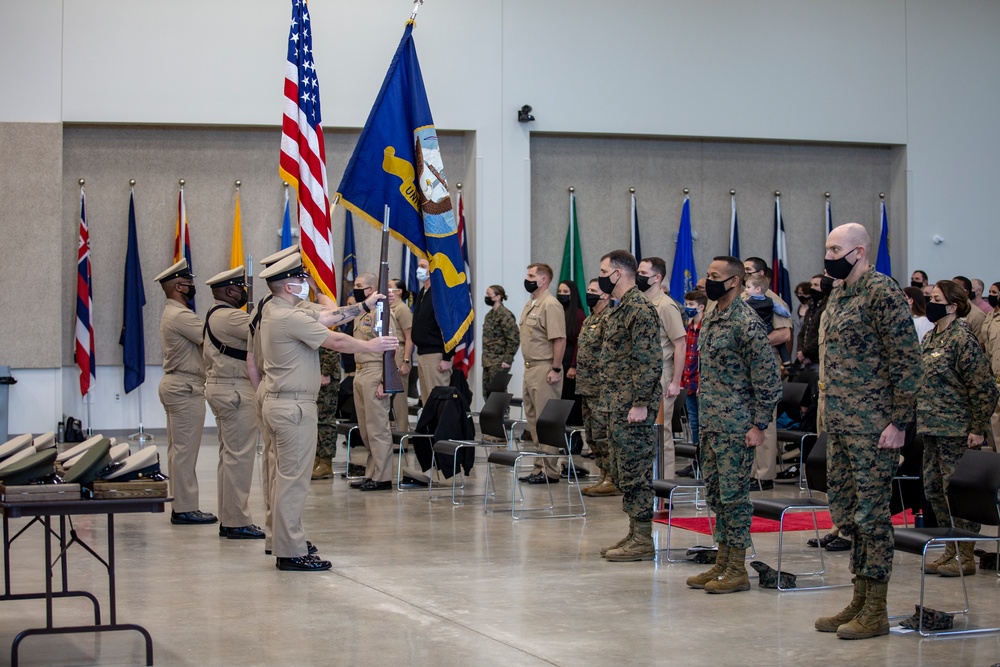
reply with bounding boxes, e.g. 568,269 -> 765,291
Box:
560,191 -> 589,315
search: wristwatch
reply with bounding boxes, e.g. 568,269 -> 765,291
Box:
403,358 -> 411,364
892,420 -> 910,432
551,367 -> 562,373
753,421 -> 769,431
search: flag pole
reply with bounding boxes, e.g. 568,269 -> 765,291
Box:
568,187 -> 575,280
410,0 -> 424,21
125,178 -> 153,447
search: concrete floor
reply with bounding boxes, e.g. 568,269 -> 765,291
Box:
2,435 -> 1000,666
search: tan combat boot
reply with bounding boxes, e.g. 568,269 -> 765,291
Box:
311,458 -> 333,480
580,471 -> 607,496
589,478 -> 624,497
924,543 -> 956,575
686,544 -> 730,589
601,517 -> 634,557
937,542 -> 977,577
705,547 -> 750,594
604,521 -> 655,561
815,578 -> 867,632
836,581 -> 889,639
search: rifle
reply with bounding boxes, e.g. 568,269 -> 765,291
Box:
376,205 -> 405,394
245,253 -> 254,312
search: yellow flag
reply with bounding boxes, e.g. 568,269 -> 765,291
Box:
230,190 -> 244,270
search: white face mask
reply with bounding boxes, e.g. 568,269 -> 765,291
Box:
289,282 -> 310,300
416,267 -> 430,282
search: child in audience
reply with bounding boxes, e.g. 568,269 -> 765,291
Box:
745,275 -> 792,366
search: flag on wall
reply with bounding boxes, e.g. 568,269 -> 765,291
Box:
173,185 -> 194,309
280,186 -> 294,250
876,199 -> 892,276
670,196 -> 697,298
75,186 -> 96,398
335,21 -> 472,351
279,0 -> 337,299
120,188 -> 146,394
341,210 -> 358,304
825,196 -> 833,237
560,190 -> 589,315
230,188 -> 244,270
772,195 -> 791,306
450,191 -> 475,376
729,193 -> 741,259
630,191 -> 642,262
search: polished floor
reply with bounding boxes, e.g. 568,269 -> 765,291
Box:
2,433 -> 999,666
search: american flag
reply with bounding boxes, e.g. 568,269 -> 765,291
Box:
75,186 -> 96,397
450,191 -> 475,377
278,0 -> 336,299
173,184 -> 194,308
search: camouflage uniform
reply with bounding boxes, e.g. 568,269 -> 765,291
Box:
699,297 -> 781,549
917,319 -> 998,532
481,304 -> 520,396
819,266 -> 922,583
576,307 -> 610,474
600,286 -> 663,521
316,347 -> 341,460
981,310 -> 1000,450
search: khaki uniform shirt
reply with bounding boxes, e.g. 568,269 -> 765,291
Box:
203,299 -> 250,381
917,319 -> 998,437
354,306 -> 402,366
160,299 -> 206,378
819,266 -> 922,435
598,287 -> 663,412
249,296 -> 321,379
482,305 -> 520,368
963,305 -> 986,345
647,290 -> 686,377
260,297 -> 331,396
982,310 -> 1000,378
575,307 -> 609,398
519,291 -> 566,362
390,300 -> 413,343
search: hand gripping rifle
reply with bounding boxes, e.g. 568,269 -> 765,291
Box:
376,205 -> 405,394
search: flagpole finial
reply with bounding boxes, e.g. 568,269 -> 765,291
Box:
568,186 -> 575,193
629,187 -> 635,194
235,180 -> 241,188
283,182 -> 289,188
775,190 -> 781,197
879,192 -> 885,200
683,188 -> 689,195
129,179 -> 136,186
78,178 -> 85,186
729,189 -> 735,196
825,192 -> 831,198
179,179 -> 185,187
410,0 -> 423,21
456,182 -> 462,190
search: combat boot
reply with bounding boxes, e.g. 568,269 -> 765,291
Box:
937,542 -> 977,577
815,577 -> 867,632
836,581 -> 889,639
604,521 -> 655,561
705,547 -> 750,594
311,458 -> 333,480
686,544 -> 729,589
589,478 -> 624,497
580,471 -> 607,496
601,517 -> 634,557
923,542 -> 956,575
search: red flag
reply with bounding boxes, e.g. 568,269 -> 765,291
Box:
450,191 -> 475,377
75,187 -> 96,397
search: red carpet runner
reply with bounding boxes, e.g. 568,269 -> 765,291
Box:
655,510 -> 917,535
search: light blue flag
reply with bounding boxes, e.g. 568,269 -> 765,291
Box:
336,21 -> 473,351
876,200 -> 892,276
670,197 -> 697,298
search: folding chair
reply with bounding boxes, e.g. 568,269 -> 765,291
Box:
484,399 -> 585,519
750,432 -> 847,591
671,399 -> 698,478
390,404 -> 438,491
429,392 -> 512,504
892,448 -> 1000,636
891,432 -> 924,528
653,478 -> 715,562
775,381 -> 813,488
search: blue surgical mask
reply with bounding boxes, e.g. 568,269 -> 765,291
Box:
685,307 -> 698,318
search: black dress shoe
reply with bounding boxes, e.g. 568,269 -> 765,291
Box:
676,465 -> 695,478
824,536 -> 852,551
350,477 -> 371,489
358,479 -> 392,491
751,479 -> 774,491
520,472 -> 558,485
807,532 -> 840,548
275,555 -> 332,572
775,466 -> 799,484
171,510 -> 219,525
266,541 -> 317,556
225,524 -> 265,540
560,466 -> 590,479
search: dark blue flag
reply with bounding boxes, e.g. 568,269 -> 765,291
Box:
729,194 -> 741,259
340,210 -> 358,305
281,187 -> 294,250
400,243 -> 419,296
669,197 -> 697,298
120,190 -> 146,393
336,21 -> 473,352
876,200 -> 892,276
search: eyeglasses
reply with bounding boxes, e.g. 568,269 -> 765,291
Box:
388,288 -> 403,294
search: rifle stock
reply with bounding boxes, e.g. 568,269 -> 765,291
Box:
378,206 -> 405,394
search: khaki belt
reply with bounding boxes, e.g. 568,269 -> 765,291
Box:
166,370 -> 203,381
206,377 -> 249,385
524,359 -> 552,369
265,391 -> 315,400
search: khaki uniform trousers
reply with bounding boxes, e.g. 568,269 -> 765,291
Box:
523,361 -> 563,478
158,372 -> 206,513
262,395 -> 317,558
659,370 -> 677,480
417,353 -> 450,406
255,384 -> 278,552
354,365 -> 394,483
206,379 -> 258,528
752,407 -> 779,481
990,394 -> 1000,452
392,347 -> 411,432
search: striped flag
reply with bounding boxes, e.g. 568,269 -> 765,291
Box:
630,191 -> 642,262
875,199 -> 892,276
450,191 -> 475,377
825,195 -> 833,237
230,187 -> 244,270
173,185 -> 194,309
75,186 -> 96,398
729,192 -> 741,258
279,0 -> 337,299
772,194 -> 791,306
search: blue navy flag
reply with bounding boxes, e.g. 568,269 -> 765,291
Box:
340,210 -> 358,305
875,199 -> 892,276
669,196 -> 697,298
729,193 -> 741,259
336,21 -> 473,351
630,192 -> 642,262
825,196 -> 833,237
120,189 -> 146,393
771,195 -> 792,306
400,244 -> 420,296
281,186 -> 294,250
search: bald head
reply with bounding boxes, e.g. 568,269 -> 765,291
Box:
832,222 -> 871,254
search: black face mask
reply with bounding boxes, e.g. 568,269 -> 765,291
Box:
989,294 -> 999,309
524,279 -> 538,294
597,271 -> 619,295
180,283 -> 197,299
925,301 -> 951,323
824,247 -> 858,280
704,277 -> 733,302
485,296 -> 495,308
809,288 -> 824,302
353,288 -> 369,304
235,288 -> 249,309
820,275 -> 836,296
586,293 -> 601,309
910,280 -> 924,289
635,274 -> 652,292
556,294 -> 571,307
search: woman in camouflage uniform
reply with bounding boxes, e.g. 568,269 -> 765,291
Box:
481,285 -> 519,397
918,280 -> 999,576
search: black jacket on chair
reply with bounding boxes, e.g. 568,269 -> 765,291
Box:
414,385 -> 475,477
